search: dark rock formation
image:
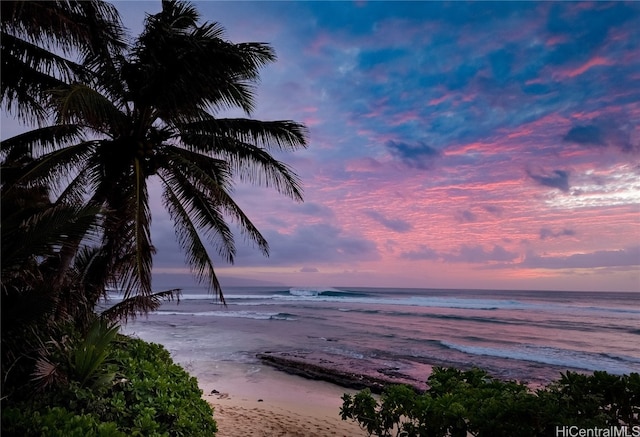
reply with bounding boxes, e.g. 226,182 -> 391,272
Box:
257,351 -> 426,394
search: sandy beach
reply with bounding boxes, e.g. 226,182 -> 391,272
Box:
207,395 -> 368,437
198,362 -> 369,437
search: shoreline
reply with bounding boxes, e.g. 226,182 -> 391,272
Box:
191,354 -> 576,437
195,361 -> 369,437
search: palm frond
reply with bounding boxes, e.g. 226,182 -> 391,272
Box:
51,84 -> 127,134
159,143 -> 231,184
183,133 -> 305,201
1,203 -> 101,277
52,165 -> 94,206
158,169 -> 225,302
32,354 -> 66,392
101,288 -> 181,322
158,155 -> 236,262
69,0 -> 127,59
2,140 -> 97,195
68,246 -> 112,321
1,1 -> 125,122
180,117 -> 308,151
0,34 -> 78,120
1,32 -> 84,83
163,146 -> 270,256
148,0 -> 200,32
0,125 -> 83,160
1,1 -> 124,56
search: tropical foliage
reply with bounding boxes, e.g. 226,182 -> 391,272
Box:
340,367 -> 640,437
2,336 -> 216,437
2,0 -> 307,313
1,0 -> 127,395
1,0 -> 125,122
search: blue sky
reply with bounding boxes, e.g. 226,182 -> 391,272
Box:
7,1 -> 640,291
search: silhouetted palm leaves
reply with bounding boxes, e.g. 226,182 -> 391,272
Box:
2,0 -> 307,316
1,0 -> 125,121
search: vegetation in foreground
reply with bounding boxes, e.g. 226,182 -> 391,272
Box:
341,367 -> 640,437
2,321 -> 216,437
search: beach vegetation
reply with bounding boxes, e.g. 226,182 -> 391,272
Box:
2,334 -> 216,436
340,367 -> 640,437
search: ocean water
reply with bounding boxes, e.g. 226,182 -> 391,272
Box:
118,287 -> 640,387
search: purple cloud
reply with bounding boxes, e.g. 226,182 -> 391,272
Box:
521,246 -> 640,269
564,125 -> 604,146
232,224 -> 380,266
443,245 -> 519,264
400,245 -> 440,261
527,169 -> 570,192
482,205 -> 503,217
455,209 -> 477,223
540,228 -> 576,240
364,210 -> 413,233
386,140 -> 441,169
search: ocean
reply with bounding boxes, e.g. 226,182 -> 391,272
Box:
118,287 -> 640,390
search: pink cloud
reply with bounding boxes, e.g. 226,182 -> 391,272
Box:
388,110 -> 420,126
304,31 -> 333,56
563,57 -> 615,78
545,34 -> 569,47
344,157 -> 384,173
428,95 -> 449,106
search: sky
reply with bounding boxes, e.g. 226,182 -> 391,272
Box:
7,1 -> 640,292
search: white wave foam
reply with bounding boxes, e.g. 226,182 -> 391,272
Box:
260,293 -> 634,317
113,290 -> 635,317
440,341 -> 640,374
288,287 -> 344,296
151,310 -> 293,320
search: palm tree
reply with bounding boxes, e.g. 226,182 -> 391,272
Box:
3,0 -> 308,316
1,0 -> 127,397
1,0 -> 125,122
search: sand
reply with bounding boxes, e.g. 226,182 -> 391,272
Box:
207,395 -> 368,437
196,362 -> 369,437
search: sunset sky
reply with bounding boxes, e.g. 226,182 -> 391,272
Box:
6,1 -> 640,292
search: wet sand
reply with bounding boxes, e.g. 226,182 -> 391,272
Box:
198,362 -> 369,437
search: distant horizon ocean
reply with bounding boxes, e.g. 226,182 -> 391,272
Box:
117,286 -> 640,388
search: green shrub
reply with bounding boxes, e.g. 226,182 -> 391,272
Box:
108,337 -> 217,437
1,406 -> 124,437
1,336 -> 216,437
341,367 -> 640,437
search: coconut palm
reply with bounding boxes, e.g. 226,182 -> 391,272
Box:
1,0 -> 125,122
3,0 -> 307,315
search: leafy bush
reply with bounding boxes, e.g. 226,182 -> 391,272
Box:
341,367 -> 640,437
2,336 -> 216,437
1,407 -> 124,437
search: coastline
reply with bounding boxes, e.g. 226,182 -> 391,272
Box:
197,361 -> 368,436
194,352 -> 571,436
